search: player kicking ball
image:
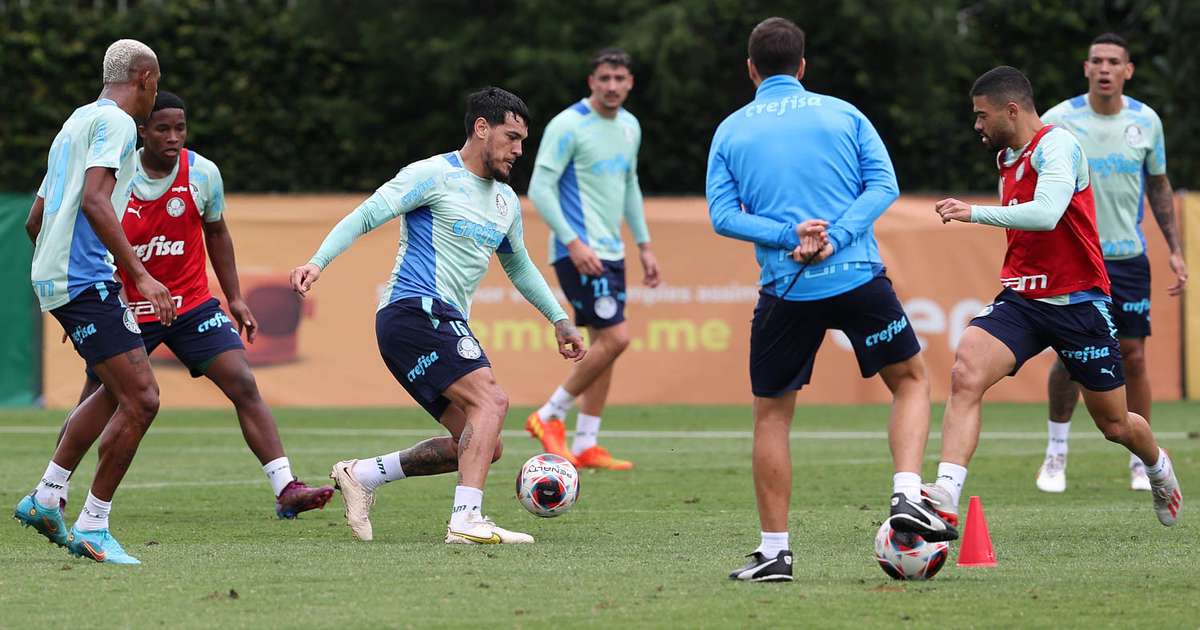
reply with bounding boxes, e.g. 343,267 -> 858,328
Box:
39,92 -> 333,519
930,66 -> 1182,530
526,47 -> 659,471
292,88 -> 586,544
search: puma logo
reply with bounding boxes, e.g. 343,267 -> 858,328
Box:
1100,366 -> 1116,378
126,207 -> 142,219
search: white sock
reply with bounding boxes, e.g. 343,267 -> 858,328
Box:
352,452 -> 406,491
74,492 -> 111,531
572,413 -> 602,455
263,457 -> 295,497
537,386 -> 575,421
892,471 -> 921,503
448,485 -> 483,530
1145,449 -> 1171,483
934,462 -> 968,510
1046,420 -> 1070,457
757,531 -> 789,558
1130,452 -> 1145,468
34,461 -> 71,509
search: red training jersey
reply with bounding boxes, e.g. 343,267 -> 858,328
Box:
121,149 -> 214,323
997,125 -> 1110,299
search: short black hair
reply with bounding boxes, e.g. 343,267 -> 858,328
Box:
463,87 -> 530,136
748,17 -> 805,77
152,91 -> 185,114
970,65 -> 1036,110
1091,32 -> 1129,59
591,47 -> 632,71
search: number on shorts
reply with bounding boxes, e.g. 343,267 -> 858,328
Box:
448,320 -> 471,337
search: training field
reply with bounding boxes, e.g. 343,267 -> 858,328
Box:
1,403 -> 1196,628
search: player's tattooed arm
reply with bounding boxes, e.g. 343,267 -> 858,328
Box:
1147,174 -> 1187,295
554,319 -> 587,362
397,437 -> 460,477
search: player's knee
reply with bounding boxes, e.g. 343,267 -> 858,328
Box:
223,369 -> 262,406
606,327 -> 631,355
481,386 -> 509,419
1095,416 -> 1130,443
1122,344 -> 1147,377
125,383 -> 160,424
948,358 -> 986,398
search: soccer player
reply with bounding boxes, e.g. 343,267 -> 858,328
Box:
39,92 -> 333,518
525,47 -> 659,471
1035,33 -> 1186,493
291,87 -> 586,544
930,66 -> 1182,531
706,18 -> 956,583
14,40 -> 174,565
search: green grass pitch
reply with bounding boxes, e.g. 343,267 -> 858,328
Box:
1,403 -> 1196,628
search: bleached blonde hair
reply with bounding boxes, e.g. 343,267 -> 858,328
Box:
102,39 -> 157,84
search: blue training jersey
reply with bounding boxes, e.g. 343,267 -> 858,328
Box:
705,75 -> 899,301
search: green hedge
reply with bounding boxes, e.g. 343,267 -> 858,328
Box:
1,0 -> 1194,195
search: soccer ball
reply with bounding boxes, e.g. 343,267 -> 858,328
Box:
874,519 -> 949,580
516,453 -> 579,517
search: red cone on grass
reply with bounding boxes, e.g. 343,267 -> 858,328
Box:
956,495 -> 997,567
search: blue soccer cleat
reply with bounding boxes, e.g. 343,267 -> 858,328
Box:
67,526 -> 141,565
13,492 -> 68,547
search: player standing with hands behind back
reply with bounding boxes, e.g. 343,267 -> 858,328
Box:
706,18 -> 956,583
526,48 -> 659,471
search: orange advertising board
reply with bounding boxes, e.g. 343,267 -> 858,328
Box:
41,195 -> 1183,408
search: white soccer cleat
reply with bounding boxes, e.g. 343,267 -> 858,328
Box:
1036,454 -> 1067,493
1130,460 -> 1152,492
445,512 -> 534,545
1150,461 -> 1182,527
330,459 -> 375,541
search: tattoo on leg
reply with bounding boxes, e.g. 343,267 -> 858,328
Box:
455,424 -> 475,484
397,437 -> 458,477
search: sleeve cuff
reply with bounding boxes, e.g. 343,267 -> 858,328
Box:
827,226 -> 852,252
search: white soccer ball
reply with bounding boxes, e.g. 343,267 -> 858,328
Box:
874,519 -> 949,580
516,453 -> 579,518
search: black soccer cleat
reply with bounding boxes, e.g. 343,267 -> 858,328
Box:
729,550 -> 793,582
888,492 -> 959,542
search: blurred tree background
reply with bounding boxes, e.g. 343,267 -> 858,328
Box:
1,0 -> 1194,195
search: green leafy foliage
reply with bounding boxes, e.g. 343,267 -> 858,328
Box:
0,0 -> 1192,194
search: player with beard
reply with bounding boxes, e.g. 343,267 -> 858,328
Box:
930,66 -> 1182,531
292,87 -> 586,544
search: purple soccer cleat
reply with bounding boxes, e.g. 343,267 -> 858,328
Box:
275,479 -> 335,519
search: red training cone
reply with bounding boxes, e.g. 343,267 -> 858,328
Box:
956,495 -> 997,567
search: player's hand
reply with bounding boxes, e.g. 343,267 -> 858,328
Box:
639,245 -> 660,288
567,239 -> 604,277
291,263 -> 321,298
228,298 -> 258,343
554,319 -> 587,362
935,198 -> 973,223
791,220 -> 829,262
135,274 -> 176,325
1167,251 -> 1188,297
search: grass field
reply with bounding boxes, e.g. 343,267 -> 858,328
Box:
1,403 -> 1197,628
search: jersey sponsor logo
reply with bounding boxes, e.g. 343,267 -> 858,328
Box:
1058,345 -> 1111,364
743,95 -> 824,118
197,310 -> 232,333
451,219 -> 505,249
406,350 -> 439,382
133,235 -> 186,261
1089,153 -> 1141,177
1124,124 -> 1144,147
865,315 -> 909,347
123,307 -> 141,334
1102,239 -> 1143,258
70,323 -> 97,345
129,295 -> 183,317
1122,298 -> 1151,315
495,193 -> 509,217
166,196 -> 187,217
400,177 -> 436,207
1001,274 -> 1049,292
170,185 -> 188,193
456,336 -> 483,360
594,295 -> 619,320
590,154 -> 630,176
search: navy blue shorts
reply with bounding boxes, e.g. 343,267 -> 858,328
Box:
376,297 -> 491,420
553,258 -> 626,329
749,274 -> 921,397
970,288 -> 1125,392
51,281 -> 144,366
84,297 -> 244,380
1105,254 -> 1151,338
